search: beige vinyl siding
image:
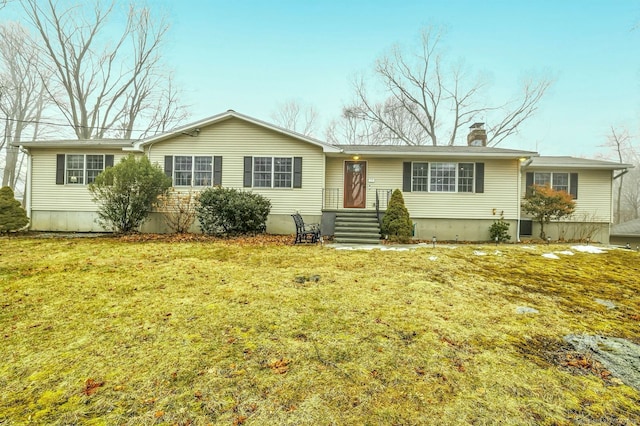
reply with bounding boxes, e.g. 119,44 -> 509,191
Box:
30,149 -> 131,211
325,157 -> 520,219
522,168 -> 613,222
147,118 -> 325,216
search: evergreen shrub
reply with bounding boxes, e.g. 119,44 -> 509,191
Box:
381,189 -> 412,243
0,186 -> 29,233
196,187 -> 271,236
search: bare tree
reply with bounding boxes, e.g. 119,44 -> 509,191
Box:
606,127 -> 632,223
601,126 -> 639,223
345,27 -> 552,146
326,107 -> 392,145
0,22 -> 51,191
270,100 -> 319,136
621,167 -> 640,221
20,0 -> 186,140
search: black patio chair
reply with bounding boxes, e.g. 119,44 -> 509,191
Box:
291,213 -> 320,244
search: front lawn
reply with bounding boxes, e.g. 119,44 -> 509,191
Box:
1,236 -> 639,425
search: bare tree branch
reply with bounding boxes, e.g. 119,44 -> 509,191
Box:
602,126 -> 636,223
0,22 -> 52,190
20,0 -> 187,140
270,99 -> 319,136
341,26 -> 553,146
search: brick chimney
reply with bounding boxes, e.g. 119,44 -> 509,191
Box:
467,123 -> 487,147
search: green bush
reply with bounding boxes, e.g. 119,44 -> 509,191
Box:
381,189 -> 412,243
0,186 -> 29,233
88,154 -> 171,233
196,187 -> 271,236
489,216 -> 511,243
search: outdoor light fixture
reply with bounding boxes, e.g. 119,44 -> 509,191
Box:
70,176 -> 77,183
547,237 -> 551,245
432,236 -> 436,248
352,155 -> 360,160
455,234 -> 459,244
586,237 -> 590,246
495,236 -> 499,246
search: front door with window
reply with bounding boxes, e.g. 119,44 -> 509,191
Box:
344,161 -> 367,208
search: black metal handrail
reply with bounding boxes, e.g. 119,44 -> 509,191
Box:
375,189 -> 392,227
322,188 -> 340,209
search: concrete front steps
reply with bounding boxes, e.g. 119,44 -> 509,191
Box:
334,210 -> 382,245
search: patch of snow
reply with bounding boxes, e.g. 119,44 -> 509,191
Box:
542,253 -> 560,259
494,250 -> 503,256
428,256 -> 438,261
521,246 -> 536,250
516,306 -> 539,314
571,245 -> 606,254
335,247 -> 355,250
473,250 -> 487,256
555,250 -> 574,256
594,298 -> 617,309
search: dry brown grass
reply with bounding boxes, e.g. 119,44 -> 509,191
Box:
1,236 -> 639,425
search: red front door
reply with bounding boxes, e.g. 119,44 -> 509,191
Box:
344,161 -> 367,208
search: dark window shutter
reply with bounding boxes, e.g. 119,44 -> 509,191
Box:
105,155 -> 114,168
293,157 -> 302,188
569,173 -> 578,199
475,162 -> 484,193
243,156 -> 253,187
525,172 -> 534,196
164,156 -> 173,179
402,162 -> 412,192
213,156 -> 222,186
56,154 -> 65,184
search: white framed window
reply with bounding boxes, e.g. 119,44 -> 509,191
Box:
274,157 -> 292,188
457,163 -> 474,193
411,162 -> 475,193
65,154 -> 106,185
412,162 -> 429,192
253,157 -> 272,187
534,172 -> 570,192
66,155 -> 85,184
552,173 -> 569,192
411,162 -> 475,192
173,156 -> 213,186
194,157 -> 213,186
253,157 -> 293,188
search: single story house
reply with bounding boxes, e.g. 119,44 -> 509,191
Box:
16,110 -> 632,243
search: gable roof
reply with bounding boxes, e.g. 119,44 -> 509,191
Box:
128,110 -> 342,153
332,144 -> 538,159
526,156 -> 633,170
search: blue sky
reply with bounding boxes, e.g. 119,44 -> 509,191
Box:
6,1 -> 640,157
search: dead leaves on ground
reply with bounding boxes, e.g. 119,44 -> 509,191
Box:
82,378 -> 104,396
517,335 -> 614,383
117,233 -> 294,245
267,358 -> 291,374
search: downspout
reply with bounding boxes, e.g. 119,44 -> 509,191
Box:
20,146 -> 32,223
516,159 -> 521,242
516,157 -> 533,242
610,169 -> 628,242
